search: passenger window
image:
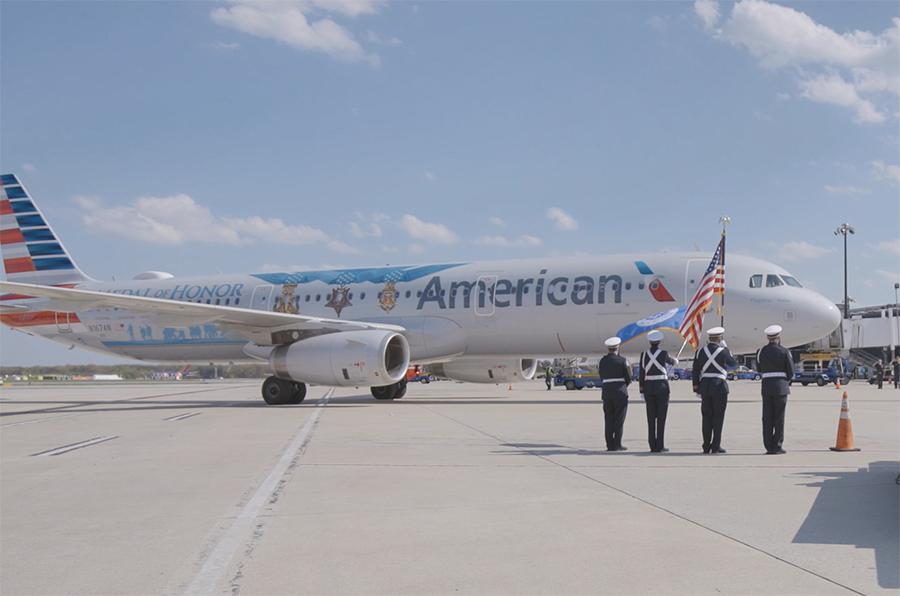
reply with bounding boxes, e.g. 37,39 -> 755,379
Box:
316,294 -> 321,301
749,275 -> 762,288
360,292 -> 366,300
225,298 -> 230,305
638,282 -> 645,290
215,299 -> 221,305
405,291 -> 411,298
235,299 -> 240,305
305,295 -> 310,302
625,282 -> 632,290
781,276 -> 803,288
766,274 -> 784,287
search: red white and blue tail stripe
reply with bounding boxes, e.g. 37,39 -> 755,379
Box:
1,174 -> 92,286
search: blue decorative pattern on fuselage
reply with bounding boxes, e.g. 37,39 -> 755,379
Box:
251,263 -> 466,286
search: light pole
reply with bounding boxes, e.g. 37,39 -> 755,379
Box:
834,223 -> 855,319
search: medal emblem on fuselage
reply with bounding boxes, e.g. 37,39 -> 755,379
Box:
326,285 -> 352,318
379,281 -> 398,312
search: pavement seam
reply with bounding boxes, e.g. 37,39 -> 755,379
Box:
182,388 -> 333,596
418,404 -> 867,596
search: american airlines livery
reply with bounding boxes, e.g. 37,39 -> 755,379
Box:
0,174 -> 841,404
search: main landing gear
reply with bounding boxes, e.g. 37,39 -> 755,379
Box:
261,376 -> 307,405
370,378 -> 407,400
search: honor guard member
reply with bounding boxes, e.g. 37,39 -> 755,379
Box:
757,325 -> 794,454
545,365 -> 554,391
599,336 -> 632,451
692,327 -> 736,454
639,330 -> 677,453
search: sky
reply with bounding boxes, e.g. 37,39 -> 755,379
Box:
1,0 -> 898,365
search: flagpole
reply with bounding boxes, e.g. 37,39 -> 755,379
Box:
718,215 -> 730,328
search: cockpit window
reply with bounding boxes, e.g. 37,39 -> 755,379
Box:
749,274 -> 763,288
766,274 -> 784,287
781,275 -> 802,288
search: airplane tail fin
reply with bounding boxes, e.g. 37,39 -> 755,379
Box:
1,174 -> 93,286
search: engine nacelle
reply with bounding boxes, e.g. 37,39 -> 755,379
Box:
269,330 -> 410,387
428,358 -> 537,384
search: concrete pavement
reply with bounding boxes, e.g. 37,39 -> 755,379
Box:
1,379 -> 897,595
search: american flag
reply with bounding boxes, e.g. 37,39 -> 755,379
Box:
678,235 -> 726,348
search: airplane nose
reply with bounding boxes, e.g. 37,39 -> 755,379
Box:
811,293 -> 842,337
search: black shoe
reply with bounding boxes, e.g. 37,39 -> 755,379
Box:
702,446 -> 711,454
766,450 -> 777,455
650,448 -> 660,453
659,447 -> 670,453
714,447 -> 727,454
775,449 -> 786,454
617,446 -> 628,451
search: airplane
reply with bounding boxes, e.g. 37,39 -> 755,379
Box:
0,173 -> 841,404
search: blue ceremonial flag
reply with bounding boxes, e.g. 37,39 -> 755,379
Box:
616,306 -> 688,346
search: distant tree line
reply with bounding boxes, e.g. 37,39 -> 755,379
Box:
1,364 -> 270,380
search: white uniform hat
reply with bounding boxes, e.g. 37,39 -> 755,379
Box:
707,326 -> 725,337
647,330 -> 664,342
605,336 -> 622,348
765,324 -> 782,337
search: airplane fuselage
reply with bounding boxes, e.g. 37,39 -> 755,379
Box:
3,253 -> 841,363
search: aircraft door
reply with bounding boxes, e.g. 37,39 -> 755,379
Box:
474,275 -> 497,317
55,311 -> 72,333
250,284 -> 274,311
683,259 -> 708,304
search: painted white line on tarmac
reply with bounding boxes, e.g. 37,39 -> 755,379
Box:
183,389 -> 333,596
164,412 -> 201,422
30,435 -> 119,457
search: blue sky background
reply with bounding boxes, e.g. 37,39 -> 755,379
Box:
1,0 -> 898,365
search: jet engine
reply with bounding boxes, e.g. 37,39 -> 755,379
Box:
268,330 -> 410,387
428,358 -> 537,384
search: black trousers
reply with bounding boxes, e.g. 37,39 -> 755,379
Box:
877,373 -> 883,389
700,393 -> 727,451
894,373 -> 899,389
644,387 -> 669,451
762,394 -> 787,452
602,395 -> 628,450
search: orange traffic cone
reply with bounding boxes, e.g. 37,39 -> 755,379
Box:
829,391 -> 861,452
834,377 -> 841,389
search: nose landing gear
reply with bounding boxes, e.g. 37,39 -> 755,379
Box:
370,378 -> 407,400
261,376 -> 307,405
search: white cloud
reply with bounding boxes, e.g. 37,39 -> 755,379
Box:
366,30 -> 402,46
777,240 -> 835,262
488,216 -> 505,227
873,161 -> 900,186
349,221 -> 382,238
546,207 -> 578,231
876,269 -> 900,284
423,171 -> 436,182
210,1 -> 381,66
873,239 -> 900,255
407,243 -> 425,254
697,0 -> 900,125
21,163 -> 38,173
798,74 -> 884,124
475,234 -> 543,248
824,184 -> 868,195
399,214 -> 458,244
77,194 -> 355,253
694,0 -> 720,30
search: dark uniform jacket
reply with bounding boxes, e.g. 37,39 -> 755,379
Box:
598,353 -> 631,399
692,342 -> 736,396
639,347 -> 675,393
757,343 -> 794,395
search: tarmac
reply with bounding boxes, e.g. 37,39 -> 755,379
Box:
0,378 -> 897,596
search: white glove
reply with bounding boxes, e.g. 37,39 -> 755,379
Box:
720,339 -> 728,348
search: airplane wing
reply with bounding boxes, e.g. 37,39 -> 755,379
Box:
0,281 -> 404,346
